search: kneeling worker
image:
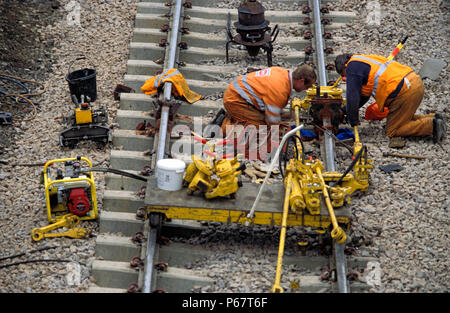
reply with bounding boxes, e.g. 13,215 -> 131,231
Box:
219,65 -> 316,158
334,53 -> 446,147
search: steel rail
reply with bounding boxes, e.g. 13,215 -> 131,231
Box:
156,0 -> 183,162
311,0 -> 335,172
312,0 -> 327,87
143,0 -> 183,293
311,0 -> 348,293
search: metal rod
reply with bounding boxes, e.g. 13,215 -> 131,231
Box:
142,228 -> 158,293
271,172 -> 293,293
156,106 -> 170,161
323,119 -> 336,171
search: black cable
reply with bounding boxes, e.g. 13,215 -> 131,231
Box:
291,134 -> 305,163
279,135 -> 305,179
279,138 -> 293,179
331,145 -> 367,187
0,259 -> 86,269
0,75 -> 40,105
79,167 -> 148,182
0,245 -> 65,262
313,124 -> 354,154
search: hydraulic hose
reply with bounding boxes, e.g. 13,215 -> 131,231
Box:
0,245 -> 65,262
0,73 -> 46,122
0,74 -> 42,105
331,145 -> 367,187
78,167 -> 148,182
0,259 -> 85,269
279,134 -> 305,179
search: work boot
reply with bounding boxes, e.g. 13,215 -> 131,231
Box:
433,117 -> 447,143
388,136 -> 405,149
435,113 -> 446,123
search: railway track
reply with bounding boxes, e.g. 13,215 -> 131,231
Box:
89,0 -> 377,293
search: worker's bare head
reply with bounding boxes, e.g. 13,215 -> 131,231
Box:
334,54 -> 353,77
292,64 -> 316,92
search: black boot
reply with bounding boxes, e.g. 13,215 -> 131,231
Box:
435,113 -> 446,123
433,117 -> 447,143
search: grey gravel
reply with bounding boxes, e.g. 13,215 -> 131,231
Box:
330,0 -> 449,293
0,0 -> 138,292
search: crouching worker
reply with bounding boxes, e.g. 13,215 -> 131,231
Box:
334,54 -> 446,148
219,65 -> 316,161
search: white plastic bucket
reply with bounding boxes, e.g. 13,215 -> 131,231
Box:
156,159 -> 186,191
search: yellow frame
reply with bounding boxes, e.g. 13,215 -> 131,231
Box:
147,205 -> 350,229
43,157 -> 98,223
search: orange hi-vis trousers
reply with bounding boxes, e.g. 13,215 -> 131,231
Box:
385,72 -> 434,137
220,88 -> 289,161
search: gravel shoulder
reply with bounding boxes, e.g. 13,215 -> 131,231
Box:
0,0 -> 138,292
331,0 -> 449,292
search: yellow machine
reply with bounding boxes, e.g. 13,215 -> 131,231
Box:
271,79 -> 374,293
75,103 -> 93,124
183,133 -> 245,199
59,96 -> 110,148
60,57 -> 110,148
43,156 -> 98,223
294,77 -> 346,112
30,157 -> 98,241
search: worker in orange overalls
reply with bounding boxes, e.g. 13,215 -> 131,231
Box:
219,65 -> 316,160
334,54 -> 446,147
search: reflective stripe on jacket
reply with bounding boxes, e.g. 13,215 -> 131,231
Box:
346,55 -> 412,110
226,67 -> 291,123
141,68 -> 202,103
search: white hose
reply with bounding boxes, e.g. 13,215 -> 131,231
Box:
245,124 -> 304,225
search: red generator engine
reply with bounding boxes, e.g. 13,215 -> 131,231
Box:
68,187 -> 91,216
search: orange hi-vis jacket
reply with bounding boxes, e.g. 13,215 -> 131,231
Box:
225,67 -> 292,123
346,55 -> 413,111
141,68 -> 202,104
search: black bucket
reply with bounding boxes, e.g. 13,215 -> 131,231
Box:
66,57 -> 97,104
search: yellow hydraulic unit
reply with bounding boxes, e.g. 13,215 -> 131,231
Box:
43,156 -> 98,223
292,78 -> 345,113
184,132 -> 245,199
271,78 -> 374,292
75,103 -> 93,124
60,57 -> 110,148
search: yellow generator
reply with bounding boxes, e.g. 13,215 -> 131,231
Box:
43,156 -> 98,223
